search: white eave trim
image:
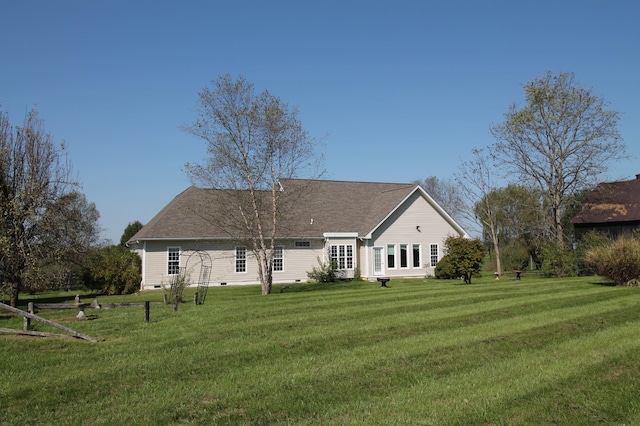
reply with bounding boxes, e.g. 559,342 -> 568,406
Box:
323,232 -> 359,238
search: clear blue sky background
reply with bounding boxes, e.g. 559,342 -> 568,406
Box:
1,1 -> 638,243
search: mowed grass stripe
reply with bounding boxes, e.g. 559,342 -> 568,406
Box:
121,289 -> 638,424
1,277 -> 639,425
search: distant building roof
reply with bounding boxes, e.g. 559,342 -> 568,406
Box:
572,175 -> 640,225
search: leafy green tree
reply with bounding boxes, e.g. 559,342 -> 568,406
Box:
120,220 -> 143,246
0,105 -> 92,306
443,236 -> 486,284
82,245 -> 141,295
491,71 -> 625,248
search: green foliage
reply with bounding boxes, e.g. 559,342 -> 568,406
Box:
586,237 -> 640,286
539,240 -> 577,278
306,256 -> 338,283
82,245 -> 142,295
352,267 -> 363,281
444,236 -> 487,284
434,254 -> 458,279
574,230 -> 611,275
120,220 -> 144,246
500,239 -> 531,272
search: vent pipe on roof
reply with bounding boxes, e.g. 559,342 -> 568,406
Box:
636,174 -> 640,180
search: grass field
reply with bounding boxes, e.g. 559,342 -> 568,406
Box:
1,275 -> 639,425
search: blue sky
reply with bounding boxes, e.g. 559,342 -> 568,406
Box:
1,0 -> 638,243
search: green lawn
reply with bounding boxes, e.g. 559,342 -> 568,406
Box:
1,276 -> 639,425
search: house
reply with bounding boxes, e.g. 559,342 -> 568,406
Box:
572,174 -> 640,241
127,179 -> 468,290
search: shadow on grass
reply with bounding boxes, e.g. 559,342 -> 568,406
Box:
589,280 -> 617,287
275,280 -> 373,293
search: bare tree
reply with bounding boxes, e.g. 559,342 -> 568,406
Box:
183,74 -> 324,295
0,105 -> 86,306
415,176 -> 467,227
456,149 -> 503,276
490,72 -> 625,246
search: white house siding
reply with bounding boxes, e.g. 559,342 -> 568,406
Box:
137,239 -> 324,290
367,191 -> 459,278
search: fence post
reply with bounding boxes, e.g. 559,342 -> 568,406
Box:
173,295 -> 179,312
23,302 -> 33,331
194,291 -> 199,305
144,301 -> 150,323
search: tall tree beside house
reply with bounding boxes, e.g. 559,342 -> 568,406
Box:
455,149 -> 503,277
183,74 -> 324,295
0,105 -> 91,306
490,71 -> 625,247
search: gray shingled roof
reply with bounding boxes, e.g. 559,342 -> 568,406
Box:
572,175 -> 640,225
129,179 -> 430,241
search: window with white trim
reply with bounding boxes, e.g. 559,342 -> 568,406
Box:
400,244 -> 408,268
235,247 -> 247,273
412,244 -> 421,268
430,244 -> 439,267
273,246 -> 284,272
330,244 -> 354,270
167,247 -> 180,275
387,244 -> 396,269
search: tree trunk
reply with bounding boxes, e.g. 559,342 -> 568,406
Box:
9,283 -> 20,308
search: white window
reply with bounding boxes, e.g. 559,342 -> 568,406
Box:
273,246 -> 284,272
387,244 -> 396,269
167,247 -> 180,275
330,244 -> 354,270
430,244 -> 439,267
400,244 -> 408,268
235,247 -> 247,273
412,244 -> 421,268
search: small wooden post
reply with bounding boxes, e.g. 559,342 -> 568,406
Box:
144,301 -> 150,323
173,295 -> 179,312
74,294 -> 80,306
194,291 -> 199,305
23,302 -> 34,331
163,294 -> 168,305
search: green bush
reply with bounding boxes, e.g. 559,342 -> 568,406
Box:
585,237 -> 640,286
82,245 -> 142,295
306,256 -> 337,283
443,236 -> 486,284
435,255 -> 458,279
539,240 -> 578,278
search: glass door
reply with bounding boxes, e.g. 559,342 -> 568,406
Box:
373,247 -> 384,275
